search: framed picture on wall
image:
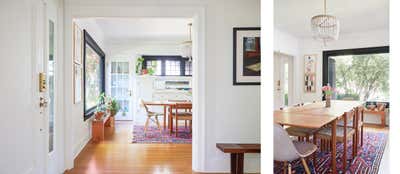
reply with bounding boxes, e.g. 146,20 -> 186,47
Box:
304,54 -> 317,93
233,27 -> 261,85
73,63 -> 82,104
73,22 -> 83,64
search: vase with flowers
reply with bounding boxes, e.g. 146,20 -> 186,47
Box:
322,84 -> 334,107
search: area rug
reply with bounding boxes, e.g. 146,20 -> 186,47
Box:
274,131 -> 387,174
132,125 -> 192,144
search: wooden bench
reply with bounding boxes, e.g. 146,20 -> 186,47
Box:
216,143 -> 261,174
91,113 -> 115,143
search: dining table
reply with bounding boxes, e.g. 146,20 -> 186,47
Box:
143,100 -> 192,133
274,100 -> 364,174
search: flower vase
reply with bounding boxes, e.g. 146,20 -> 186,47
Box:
325,94 -> 331,107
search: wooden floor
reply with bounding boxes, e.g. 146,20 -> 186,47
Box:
66,121 -> 195,174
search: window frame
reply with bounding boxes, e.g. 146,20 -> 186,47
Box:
322,46 -> 389,102
142,55 -> 192,76
83,30 -> 106,121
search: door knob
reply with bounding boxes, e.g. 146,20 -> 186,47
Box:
40,97 -> 48,108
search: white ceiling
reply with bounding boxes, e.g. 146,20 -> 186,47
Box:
274,0 -> 389,38
79,18 -> 192,41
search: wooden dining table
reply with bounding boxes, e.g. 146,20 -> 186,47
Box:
274,100 -> 364,174
143,100 -> 192,133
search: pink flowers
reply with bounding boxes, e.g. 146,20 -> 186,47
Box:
322,84 -> 335,95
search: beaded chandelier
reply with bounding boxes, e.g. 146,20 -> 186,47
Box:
311,0 -> 340,45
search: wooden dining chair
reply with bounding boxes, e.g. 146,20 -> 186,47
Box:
141,100 -> 163,136
337,106 -> 364,150
173,103 -> 192,137
315,109 -> 357,172
274,124 -> 317,174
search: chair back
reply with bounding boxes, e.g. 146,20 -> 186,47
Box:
140,99 -> 150,113
273,123 -> 300,162
175,103 -> 192,112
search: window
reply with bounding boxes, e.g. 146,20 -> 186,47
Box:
142,55 -> 191,76
165,60 -> 181,76
185,61 -> 192,76
83,30 -> 105,120
323,46 -> 389,102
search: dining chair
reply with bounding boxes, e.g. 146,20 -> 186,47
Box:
168,100 -> 191,128
141,100 -> 163,136
337,106 -> 364,149
274,123 -> 317,174
173,102 -> 192,137
315,109 -> 357,172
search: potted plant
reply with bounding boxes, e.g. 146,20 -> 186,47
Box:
107,97 -> 120,117
135,57 -> 144,75
94,93 -> 107,120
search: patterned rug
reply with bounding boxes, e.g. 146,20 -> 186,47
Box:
274,131 -> 387,174
132,125 -> 192,144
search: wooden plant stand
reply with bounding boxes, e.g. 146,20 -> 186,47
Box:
91,114 -> 115,143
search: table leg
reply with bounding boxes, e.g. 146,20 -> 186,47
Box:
231,153 -> 244,174
163,105 -> 167,130
169,106 -> 173,134
331,119 -> 337,174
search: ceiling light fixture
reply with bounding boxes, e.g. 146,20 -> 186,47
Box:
311,0 -> 340,45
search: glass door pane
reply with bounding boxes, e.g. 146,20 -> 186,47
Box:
111,62 -> 131,119
48,20 -> 55,153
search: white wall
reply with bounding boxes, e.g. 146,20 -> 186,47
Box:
69,19 -> 107,159
298,29 -> 389,102
64,0 -> 260,173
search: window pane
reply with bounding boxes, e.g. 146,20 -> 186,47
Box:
165,60 -> 181,76
146,60 -> 161,75
185,61 -> 192,76
328,53 -> 389,101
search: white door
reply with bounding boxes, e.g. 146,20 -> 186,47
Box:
110,60 -> 134,120
274,52 -> 294,109
45,0 -> 61,173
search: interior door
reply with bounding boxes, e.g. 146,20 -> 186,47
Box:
45,0 -> 60,173
274,52 -> 293,109
111,60 -> 134,120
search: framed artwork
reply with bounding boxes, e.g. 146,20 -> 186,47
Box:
304,54 -> 317,92
73,63 -> 82,104
233,27 -> 261,85
73,23 -> 83,64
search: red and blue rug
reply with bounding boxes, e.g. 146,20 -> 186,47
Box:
132,125 -> 192,144
274,131 -> 387,174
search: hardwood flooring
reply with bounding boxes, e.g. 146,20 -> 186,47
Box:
66,121 -> 194,174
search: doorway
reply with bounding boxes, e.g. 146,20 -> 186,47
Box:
274,52 -> 294,109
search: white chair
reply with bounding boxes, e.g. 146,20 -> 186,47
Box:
141,100 -> 163,136
274,123 -> 317,174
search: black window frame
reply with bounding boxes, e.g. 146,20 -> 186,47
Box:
322,46 -> 389,105
142,55 -> 192,76
83,30 -> 106,121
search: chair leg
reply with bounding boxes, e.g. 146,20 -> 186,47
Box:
361,125 -> 364,146
313,134 -> 317,168
283,161 -> 287,174
301,158 -> 311,174
144,117 -> 150,136
190,120 -> 192,133
155,116 -> 162,135
185,120 -> 188,128
352,134 -> 356,158
298,137 -> 301,141
306,136 -> 310,142
288,163 -> 292,174
175,118 -> 178,137
343,137 -> 347,172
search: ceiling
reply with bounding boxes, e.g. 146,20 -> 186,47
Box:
79,18 -> 192,41
274,0 -> 389,38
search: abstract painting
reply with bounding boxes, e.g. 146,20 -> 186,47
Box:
304,54 -> 317,92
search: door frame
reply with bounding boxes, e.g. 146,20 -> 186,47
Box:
274,52 -> 294,108
64,6 -> 206,171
